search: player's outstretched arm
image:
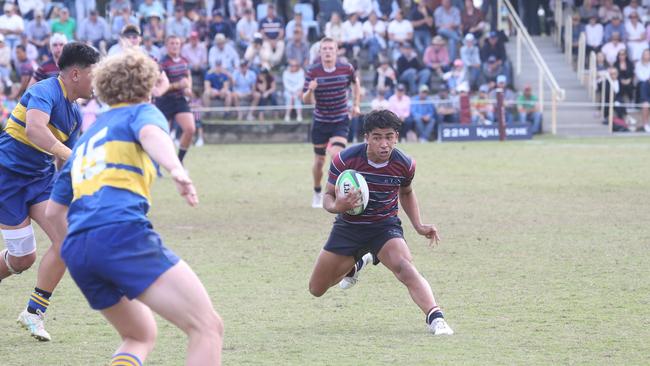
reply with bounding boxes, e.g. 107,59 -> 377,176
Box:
323,183 -> 361,214
399,185 -> 441,247
139,125 -> 198,207
25,109 -> 72,161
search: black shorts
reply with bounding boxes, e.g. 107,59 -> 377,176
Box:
323,216 -> 404,263
311,119 -> 350,145
155,95 -> 191,120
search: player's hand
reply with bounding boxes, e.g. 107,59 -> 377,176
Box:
416,224 -> 441,247
170,167 -> 199,207
308,79 -> 318,91
351,105 -> 361,117
334,187 -> 362,213
177,78 -> 190,89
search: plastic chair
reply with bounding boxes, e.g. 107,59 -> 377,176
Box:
294,3 -> 320,37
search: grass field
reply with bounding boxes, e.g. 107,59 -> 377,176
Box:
1,137 -> 649,365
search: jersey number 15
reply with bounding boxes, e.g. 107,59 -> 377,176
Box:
71,127 -> 108,184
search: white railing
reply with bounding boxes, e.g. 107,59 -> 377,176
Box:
587,50 -> 598,103
576,32 -> 587,83
554,0 -> 563,46
501,0 -> 565,134
564,15 -> 573,64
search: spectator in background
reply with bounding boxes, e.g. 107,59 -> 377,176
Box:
613,49 -> 635,102
111,6 -> 138,42
410,85 -> 437,142
424,36 -> 451,78
601,67 -> 628,128
481,31 -> 510,80
433,84 -> 459,123
193,9 -> 211,43
375,57 -> 397,94
625,11 -> 647,61
604,15 -> 626,42
517,85 -> 543,134
434,0 -> 462,61
167,6 -> 192,42
209,33 -> 240,71
388,9 -> 414,57
236,8 -> 258,51
388,84 -> 413,139
203,60 -> 233,117
110,0 -> 132,17
570,14 -> 583,56
232,60 -> 257,120
460,33 -> 482,90
12,33 -> 38,69
108,24 -> 141,56
489,74 -> 516,123
143,12 -> 165,46
259,3 -> 284,43
343,0 -> 374,19
286,27 -> 310,67
182,31 -> 208,80
262,35 -> 285,69
286,12 -> 307,43
29,33 -> 67,85
624,0 -> 646,20
363,11 -> 387,64
635,48 -> 650,132
472,84 -> 495,125
342,13 -> 364,59
252,68 -> 277,121
282,58 -> 305,122
461,0 -> 486,39
397,42 -> 431,95
141,35 -> 162,60
77,9 -> 110,48
482,55 -> 506,85
585,15 -> 604,56
13,44 -> 36,97
371,87 -> 391,110
601,31 -> 627,65
579,0 -> 600,23
325,12 -> 345,47
138,0 -> 166,20
0,35 -> 11,85
229,0 -> 254,21
599,0 -> 623,23
409,2 -> 433,55
0,3 -> 25,50
245,34 -> 268,71
26,10 -> 50,57
209,10 -> 234,41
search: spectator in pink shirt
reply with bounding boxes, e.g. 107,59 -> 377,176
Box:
424,35 -> 450,78
181,31 -> 208,79
388,83 -> 413,140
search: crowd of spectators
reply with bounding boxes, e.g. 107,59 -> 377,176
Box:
0,0 -> 546,143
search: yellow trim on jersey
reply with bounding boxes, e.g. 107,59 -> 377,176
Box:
104,141 -> 155,172
57,77 -> 67,99
73,167 -> 152,201
3,101 -> 71,151
111,362 -> 136,366
109,103 -> 133,109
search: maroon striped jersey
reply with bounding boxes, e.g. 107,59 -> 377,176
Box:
304,61 -> 355,123
159,55 -> 190,98
32,57 -> 60,82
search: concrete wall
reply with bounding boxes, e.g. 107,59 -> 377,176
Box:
203,122 -> 311,144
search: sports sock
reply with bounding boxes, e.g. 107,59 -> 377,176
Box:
178,148 -> 187,163
314,186 -> 322,193
345,257 -> 367,277
110,353 -> 143,366
426,306 -> 444,325
27,287 -> 52,314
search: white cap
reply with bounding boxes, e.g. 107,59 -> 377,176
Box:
50,33 -> 69,47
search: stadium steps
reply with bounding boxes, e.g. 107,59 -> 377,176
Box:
506,35 -> 611,137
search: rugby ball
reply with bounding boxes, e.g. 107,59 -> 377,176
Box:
335,169 -> 369,215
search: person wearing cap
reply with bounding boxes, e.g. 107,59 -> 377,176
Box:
77,9 -> 110,49
599,0 -> 623,24
209,9 -> 234,41
603,14 -> 626,43
482,55 -> 505,85
182,31 -> 208,78
236,7 -> 258,51
26,10 -> 51,57
285,26 -> 310,67
433,84 -> 459,123
471,84 -> 495,125
138,0 -> 167,20
362,11 -> 387,63
0,3 -> 25,50
488,74 -> 515,123
444,58 -> 467,91
517,85 -> 542,134
424,36 -> 450,78
397,42 -> 431,95
461,0 -> 486,39
434,0 -> 462,61
410,84 -> 437,142
110,5 -> 139,42
208,33 -> 240,72
166,6 -> 192,43
232,59 -> 258,120
142,12 -> 165,46
51,7 -> 76,42
460,33 -> 481,90
108,24 -> 142,56
28,33 -> 68,86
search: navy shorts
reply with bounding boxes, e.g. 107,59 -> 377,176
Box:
0,165 -> 54,226
155,95 -> 191,120
323,217 -> 405,263
311,120 -> 350,145
61,221 -> 180,310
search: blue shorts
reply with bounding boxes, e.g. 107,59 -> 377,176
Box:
311,120 -> 350,145
0,165 -> 54,226
323,217 -> 404,264
155,95 -> 191,120
61,221 -> 180,310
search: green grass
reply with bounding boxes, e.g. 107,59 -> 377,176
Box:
1,137 -> 649,365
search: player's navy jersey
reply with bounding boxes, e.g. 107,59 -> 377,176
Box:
51,103 -> 168,236
328,143 -> 415,224
32,58 -> 60,82
0,77 -> 81,177
304,61 -> 355,123
159,55 -> 190,98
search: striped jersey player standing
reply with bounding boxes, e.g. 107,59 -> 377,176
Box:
308,109 -> 454,335
303,37 -> 361,208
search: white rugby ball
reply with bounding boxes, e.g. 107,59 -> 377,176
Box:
335,169 -> 369,215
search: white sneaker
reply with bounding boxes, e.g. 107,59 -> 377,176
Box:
17,309 -> 51,341
195,137 -> 204,147
311,191 -> 323,208
428,318 -> 454,336
339,253 -> 373,289
644,124 -> 650,133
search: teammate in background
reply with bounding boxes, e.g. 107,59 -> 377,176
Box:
156,35 -> 195,164
0,43 -> 100,341
28,33 -> 68,86
303,37 -> 361,208
308,109 -> 454,336
48,50 -> 223,366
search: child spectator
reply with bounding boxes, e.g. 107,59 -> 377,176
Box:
282,59 -> 305,122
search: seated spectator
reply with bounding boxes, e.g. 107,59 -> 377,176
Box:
604,15 -> 626,42
252,68 -> 277,121
51,7 -> 75,43
409,85 -> 437,142
285,11 -> 307,43
409,2 -> 433,55
26,10 -> 50,57
461,0 -> 486,39
203,60 -> 233,117
342,13 -> 364,59
138,0 -> 166,20
397,43 -> 431,95
434,0 -> 462,61
635,48 -> 650,131
209,33 -> 240,72
489,75 -> 516,123
232,60 -> 257,120
623,0 -> 647,21
433,84 -> 459,123
579,0 -> 600,24
141,35 -> 162,60
13,33 -> 38,66
325,12 -> 345,48
625,11 -> 647,61
77,10 -> 110,49
601,32 -> 627,65
245,34 -> 268,72
182,31 -> 208,80
460,33 -> 482,90
259,3 -> 285,43
613,49 -> 635,102
482,56 -> 506,85
192,9 -> 211,43
236,8 -> 258,51
209,10 -> 234,41
444,58 -> 468,91
142,12 -> 165,46
111,6 -> 138,43
282,59 -> 305,122
599,0 -> 623,24
286,27 -> 310,67
388,9 -> 414,57
388,84 -> 413,139
0,3 -> 25,50
371,87 -> 391,110
375,57 -> 397,93
229,0 -> 254,21
362,11 -> 387,64
570,14 -> 583,56
471,84 -> 495,125
0,35 -> 10,84
110,0 -> 132,17
517,85 -> 543,134
424,36 -> 451,78
343,0 -> 374,19
262,36 -> 284,69
166,6 -> 192,43
481,31 -> 511,80
601,67 -> 629,128
585,15 -> 604,56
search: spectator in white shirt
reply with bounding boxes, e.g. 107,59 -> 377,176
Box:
623,0 -> 647,20
182,31 -> 208,78
0,3 -> 25,50
342,13 -> 364,59
285,11 -> 308,43
208,33 -> 240,72
625,11 -> 647,61
166,6 -> 192,43
387,9 -> 413,45
585,15 -> 604,56
282,58 -> 305,122
343,0 -> 374,19
236,8 -> 258,51
363,11 -> 387,63
601,31 -> 627,65
325,12 -> 345,48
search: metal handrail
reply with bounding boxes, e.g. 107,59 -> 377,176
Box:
500,0 -> 565,134
577,32 -> 586,83
554,0 -> 563,46
587,51 -> 598,102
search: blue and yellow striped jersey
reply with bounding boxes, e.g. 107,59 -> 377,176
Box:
51,103 -> 169,236
0,77 -> 81,177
